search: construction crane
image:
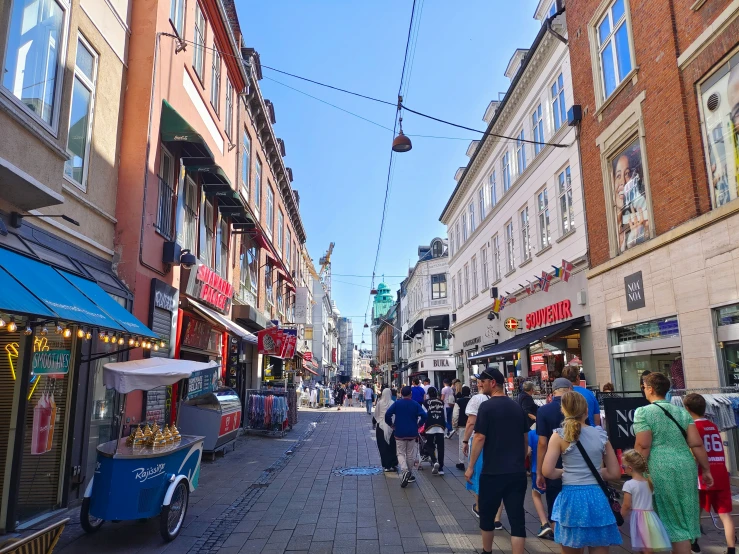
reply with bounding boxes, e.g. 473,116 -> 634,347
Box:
319,242 -> 335,298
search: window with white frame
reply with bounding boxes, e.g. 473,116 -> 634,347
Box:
451,275 -> 457,310
455,221 -> 461,250
547,0 -> 557,17
177,175 -> 198,252
199,196 -> 215,265
490,171 -> 497,207
225,79 -> 233,139
464,264 -> 470,302
216,217 -> 228,277
505,221 -> 515,273
471,256 -> 478,296
193,4 -> 205,79
469,203 -> 476,234
520,207 -> 531,262
156,148 -> 175,239
492,235 -> 501,282
241,131 -> 250,197
481,246 -> 489,289
3,0 -> 66,127
277,209 -> 284,252
516,129 -> 527,175
265,263 -> 274,306
449,230 -> 455,257
479,188 -> 486,221
537,188 -> 551,249
462,214 -> 468,241
433,330 -> 449,351
64,38 -> 98,190
266,185 -> 275,236
597,0 -> 633,100
502,152 -> 511,192
286,229 -> 292,268
532,104 -> 544,156
431,274 -> 447,299
432,240 -> 443,257
211,48 -> 221,113
254,159 -> 262,216
558,166 -> 574,234
170,0 -> 186,35
240,236 -> 258,299
457,270 -> 463,306
552,73 -> 567,131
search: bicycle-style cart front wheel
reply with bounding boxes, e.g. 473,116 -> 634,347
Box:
160,479 -> 189,542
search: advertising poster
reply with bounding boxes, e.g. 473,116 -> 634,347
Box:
612,138 -> 649,253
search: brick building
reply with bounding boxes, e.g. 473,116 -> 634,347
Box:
565,0 -> 739,403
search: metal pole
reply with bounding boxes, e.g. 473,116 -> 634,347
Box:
114,393 -> 128,456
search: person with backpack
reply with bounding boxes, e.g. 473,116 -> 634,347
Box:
423,387 -> 447,475
452,385 -> 472,470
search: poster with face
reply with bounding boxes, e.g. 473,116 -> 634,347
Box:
700,55 -> 739,209
612,139 -> 649,253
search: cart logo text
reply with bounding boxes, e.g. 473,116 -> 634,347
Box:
133,463 -> 166,483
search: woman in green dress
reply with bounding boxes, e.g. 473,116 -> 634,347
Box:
634,373 -> 713,554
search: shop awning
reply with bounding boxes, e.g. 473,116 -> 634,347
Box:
0,247 -> 124,330
0,266 -> 56,318
469,317 -> 586,360
160,100 -> 214,165
424,314 -> 449,330
303,365 -> 318,376
188,298 -> 257,344
404,319 -> 423,340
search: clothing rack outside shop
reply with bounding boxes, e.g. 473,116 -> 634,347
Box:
243,389 -> 292,438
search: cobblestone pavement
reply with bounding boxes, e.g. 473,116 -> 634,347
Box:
47,405 -> 736,553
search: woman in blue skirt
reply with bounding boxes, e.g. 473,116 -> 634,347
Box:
542,391 -> 622,552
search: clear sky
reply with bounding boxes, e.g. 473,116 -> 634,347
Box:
236,1 -> 542,343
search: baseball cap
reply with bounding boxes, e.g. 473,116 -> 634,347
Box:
474,368 -> 505,386
553,377 -> 573,391
400,385 -> 412,397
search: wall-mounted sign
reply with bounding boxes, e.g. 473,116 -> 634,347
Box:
525,300 -> 572,329
463,337 -> 481,348
185,264 -> 234,313
182,316 -> 220,352
624,271 -> 646,311
32,349 -> 71,375
432,359 -> 450,368
504,318 -> 519,332
187,366 -> 219,399
303,352 -> 312,362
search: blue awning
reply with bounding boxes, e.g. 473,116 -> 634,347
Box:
0,266 -> 56,318
61,271 -> 156,338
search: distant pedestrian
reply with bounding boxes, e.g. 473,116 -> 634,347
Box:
517,381 -> 538,427
422,378 -> 431,399
562,366 -> 601,427
385,386 -> 427,488
353,385 -> 360,405
452,385 -> 471,470
423,387 -> 446,475
441,378 -> 456,438
335,386 -> 345,410
466,368 -> 528,554
542,391 -> 622,550
374,388 -> 399,472
453,380 -> 463,400
364,383 -> 374,415
411,378 -> 425,404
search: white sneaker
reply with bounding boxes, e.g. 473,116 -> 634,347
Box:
448,429 -> 456,438
432,462 -> 440,474
438,469 -> 445,475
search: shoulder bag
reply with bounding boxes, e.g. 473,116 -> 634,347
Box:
653,402 -> 688,442
575,441 -> 624,526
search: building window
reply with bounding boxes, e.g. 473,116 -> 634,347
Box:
433,330 -> 449,351
449,230 -> 455,257
156,148 -> 175,239
464,264 -> 470,302
241,131 -> 250,197
451,276 -> 457,310
551,73 -> 567,131
3,0 -> 66,127
170,0 -> 186,35
276,277 -> 284,314
481,246 -> 489,289
502,152 -> 511,192
216,217 -> 228,277
471,255 -> 478,296
532,104 -> 544,155
64,38 -> 98,190
469,203 -> 476,234
240,237 -> 258,299
537,188 -> 551,249
455,221 -> 461,250
432,239 -> 443,258
597,0 -> 633,100
286,229 -> 292,268
210,48 -> 221,113
492,234 -> 501,281
505,221 -> 515,273
479,188 -> 486,221
199,197 -> 215,265
224,79 -> 233,139
177,175 -> 198,252
431,274 -> 447,299
700,50 -> 739,209
558,166 -> 575,235
266,185 -> 274,235
265,263 -> 274,306
490,171 -> 497,207
547,0 -> 557,17
254,159 -> 262,216
516,129 -> 527,175
462,214 -> 468,241
457,270 -> 463,306
277,209 -> 284,252
520,207 -> 531,262
611,139 -> 649,252
193,3 -> 205,80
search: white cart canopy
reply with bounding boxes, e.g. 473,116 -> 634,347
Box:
103,358 -> 220,394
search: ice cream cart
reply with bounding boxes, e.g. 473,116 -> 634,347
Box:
80,358 -> 218,542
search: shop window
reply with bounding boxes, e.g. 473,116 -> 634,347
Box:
516,129 -> 527,175
177,175 -> 198,252
615,316 -> 679,344
241,131 -> 250,198
532,104 -> 544,155
610,138 -> 650,253
699,51 -> 739,209
595,0 -> 633,101
2,0 -> 66,127
537,188 -> 551,248
193,3 -> 206,80
520,207 -> 531,262
434,330 -> 449,351
502,152 -> 511,192
558,166 -> 575,235
718,304 -> 739,326
210,48 -> 220,114
156,148 -> 175,240
431,274 -> 447,299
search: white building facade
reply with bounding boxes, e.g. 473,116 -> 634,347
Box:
440,6 -> 592,388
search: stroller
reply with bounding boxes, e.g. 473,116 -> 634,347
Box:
416,424 -> 435,470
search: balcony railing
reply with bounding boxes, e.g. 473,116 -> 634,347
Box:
155,176 -> 175,240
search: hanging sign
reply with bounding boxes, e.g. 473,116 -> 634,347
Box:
31,349 -> 71,376
504,318 -> 519,332
303,352 -> 312,362
185,264 -> 234,314
525,300 -> 572,329
624,271 -> 646,311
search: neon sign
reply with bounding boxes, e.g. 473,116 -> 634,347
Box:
5,337 -> 52,399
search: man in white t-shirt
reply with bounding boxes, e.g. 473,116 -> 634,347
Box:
422,378 -> 432,400
441,379 -> 456,438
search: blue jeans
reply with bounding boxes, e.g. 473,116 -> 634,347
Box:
445,406 -> 453,432
366,399 -> 373,414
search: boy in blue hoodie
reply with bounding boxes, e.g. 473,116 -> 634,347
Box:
385,386 -> 427,488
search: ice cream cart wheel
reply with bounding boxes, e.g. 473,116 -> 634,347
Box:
160,479 -> 189,542
80,497 -> 104,533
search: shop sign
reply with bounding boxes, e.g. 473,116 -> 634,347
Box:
504,318 -> 519,332
525,300 -> 572,329
331,348 -> 337,363
463,337 -> 481,348
303,352 -> 312,362
187,366 -> 219,399
219,410 -> 241,436
281,329 -> 297,359
624,271 -> 646,311
31,349 -> 71,375
152,279 -> 178,312
433,359 -> 450,368
186,264 -> 234,314
183,317 -> 216,351
603,397 -> 648,449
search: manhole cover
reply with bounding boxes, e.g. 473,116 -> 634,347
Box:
332,466 -> 383,476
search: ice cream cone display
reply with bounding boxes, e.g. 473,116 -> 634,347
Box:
143,424 -> 152,441
125,428 -> 135,446
163,425 -> 174,444
171,424 -> 181,442
152,430 -> 166,447
133,425 -> 145,445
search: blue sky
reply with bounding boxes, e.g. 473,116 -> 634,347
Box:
236,1 -> 542,342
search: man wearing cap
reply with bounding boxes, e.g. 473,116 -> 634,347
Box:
466,368 -> 529,554
385,385 -> 427,488
535,377 -> 572,534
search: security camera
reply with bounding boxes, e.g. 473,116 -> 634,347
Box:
180,249 -> 197,269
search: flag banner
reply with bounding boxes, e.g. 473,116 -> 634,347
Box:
552,265 -> 562,278
492,298 -> 502,313
500,296 -> 508,311
561,259 -> 573,282
540,271 -> 553,292
507,295 -> 517,304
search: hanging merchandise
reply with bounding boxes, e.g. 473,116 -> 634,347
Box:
244,390 -> 290,437
670,387 -> 739,432
31,390 -> 56,455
